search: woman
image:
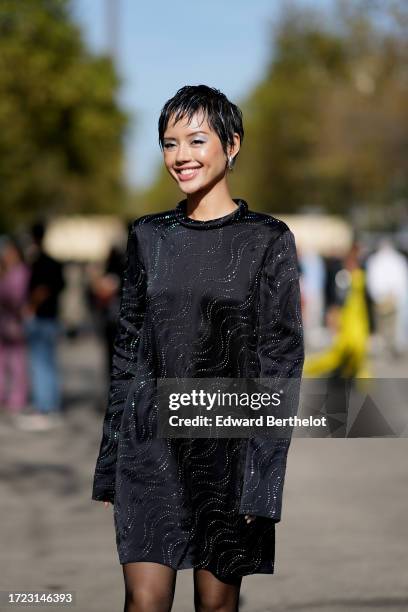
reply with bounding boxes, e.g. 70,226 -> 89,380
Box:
92,85 -> 304,612
304,243 -> 371,380
0,236 -> 30,415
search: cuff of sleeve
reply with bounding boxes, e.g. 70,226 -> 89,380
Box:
238,487 -> 284,522
238,437 -> 289,521
91,478 -> 115,503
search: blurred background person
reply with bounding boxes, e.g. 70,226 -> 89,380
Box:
303,241 -> 371,380
323,250 -> 344,322
0,236 -> 31,419
365,238 -> 408,358
299,247 -> 326,344
18,222 -> 66,431
87,238 -> 127,381
303,241 -> 372,436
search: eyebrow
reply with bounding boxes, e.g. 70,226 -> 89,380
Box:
163,130 -> 208,140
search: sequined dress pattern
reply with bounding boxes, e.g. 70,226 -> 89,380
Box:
91,198 -> 304,580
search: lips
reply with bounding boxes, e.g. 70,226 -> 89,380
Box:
175,167 -> 201,182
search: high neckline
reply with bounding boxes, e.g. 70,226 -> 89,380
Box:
175,198 -> 248,230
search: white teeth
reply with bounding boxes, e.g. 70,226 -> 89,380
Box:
179,168 -> 198,175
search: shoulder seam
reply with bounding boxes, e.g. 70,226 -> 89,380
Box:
261,226 -> 295,269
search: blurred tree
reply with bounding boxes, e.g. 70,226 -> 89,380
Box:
231,6 -> 349,214
0,0 -> 128,232
315,0 -> 408,215
235,1 -> 408,216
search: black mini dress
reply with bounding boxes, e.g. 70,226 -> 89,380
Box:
92,198 -> 304,582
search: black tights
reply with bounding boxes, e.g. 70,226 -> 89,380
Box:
122,562 -> 242,612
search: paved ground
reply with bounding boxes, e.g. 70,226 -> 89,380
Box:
1,333 -> 407,612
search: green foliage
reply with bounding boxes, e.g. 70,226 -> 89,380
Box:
231,2 -> 408,215
0,0 -> 128,232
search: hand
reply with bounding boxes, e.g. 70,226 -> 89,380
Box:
244,514 -> 256,524
103,501 -> 112,508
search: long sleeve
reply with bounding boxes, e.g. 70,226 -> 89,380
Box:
239,228 -> 304,521
92,221 -> 147,503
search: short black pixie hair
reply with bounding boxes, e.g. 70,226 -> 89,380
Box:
158,84 -> 244,169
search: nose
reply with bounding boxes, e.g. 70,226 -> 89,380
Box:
175,141 -> 192,164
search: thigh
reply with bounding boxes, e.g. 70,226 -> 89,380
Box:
8,342 -> 26,372
122,561 -> 177,612
193,568 -> 242,612
41,319 -> 60,358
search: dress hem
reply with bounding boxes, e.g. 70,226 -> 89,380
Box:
118,556 -> 275,578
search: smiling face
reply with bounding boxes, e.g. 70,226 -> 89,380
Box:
163,110 -> 238,195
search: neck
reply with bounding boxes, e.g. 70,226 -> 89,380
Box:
185,181 -> 237,221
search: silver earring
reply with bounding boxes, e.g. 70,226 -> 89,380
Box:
227,155 -> 234,170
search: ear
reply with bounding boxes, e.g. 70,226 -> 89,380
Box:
228,133 -> 241,159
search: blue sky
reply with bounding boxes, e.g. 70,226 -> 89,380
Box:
71,0 -> 334,190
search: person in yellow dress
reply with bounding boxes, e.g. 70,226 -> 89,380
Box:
304,243 -> 371,380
